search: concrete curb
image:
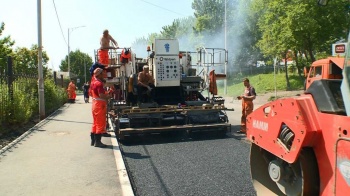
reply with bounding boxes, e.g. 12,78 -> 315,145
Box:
108,118 -> 134,196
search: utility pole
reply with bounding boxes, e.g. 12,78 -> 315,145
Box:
224,0 -> 228,95
68,25 -> 85,79
68,28 -> 70,78
37,0 -> 45,120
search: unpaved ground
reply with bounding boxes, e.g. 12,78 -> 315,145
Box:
0,121 -> 37,150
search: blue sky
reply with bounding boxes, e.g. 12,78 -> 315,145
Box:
0,0 -> 194,71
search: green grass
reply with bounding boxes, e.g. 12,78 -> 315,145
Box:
217,72 -> 304,97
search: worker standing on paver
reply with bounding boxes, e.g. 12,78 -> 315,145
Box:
90,68 -> 111,147
99,29 -> 119,66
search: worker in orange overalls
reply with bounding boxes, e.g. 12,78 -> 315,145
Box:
90,68 -> 111,147
209,70 -> 217,95
237,78 -> 256,134
99,29 -> 119,66
67,79 -> 76,103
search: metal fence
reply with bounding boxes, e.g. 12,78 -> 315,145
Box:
0,57 -> 67,132
0,72 -> 37,123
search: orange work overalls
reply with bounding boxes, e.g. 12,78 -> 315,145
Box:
241,86 -> 254,133
98,49 -> 109,66
91,79 -> 107,134
209,70 -> 217,95
67,82 -> 76,99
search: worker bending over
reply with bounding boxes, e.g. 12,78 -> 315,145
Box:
137,65 -> 155,104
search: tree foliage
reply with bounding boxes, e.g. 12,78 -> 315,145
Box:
1,22 -> 51,76
192,0 -> 228,35
251,0 -> 349,88
161,17 -> 196,39
13,45 -> 50,75
252,0 -> 349,61
131,0 -> 350,87
59,49 -> 93,85
0,22 -> 15,73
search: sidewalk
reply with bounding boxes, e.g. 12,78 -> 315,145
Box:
0,95 -> 133,196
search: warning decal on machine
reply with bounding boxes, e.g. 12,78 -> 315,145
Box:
339,160 -> 350,186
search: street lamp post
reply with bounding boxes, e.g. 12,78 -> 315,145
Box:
224,0 -> 227,95
68,25 -> 85,78
37,0 -> 45,120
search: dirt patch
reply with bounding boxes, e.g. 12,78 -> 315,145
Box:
0,118 -> 39,150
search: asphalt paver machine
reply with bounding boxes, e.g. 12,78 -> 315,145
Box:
96,39 -> 231,140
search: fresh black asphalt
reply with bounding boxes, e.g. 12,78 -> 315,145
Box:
119,129 -> 256,196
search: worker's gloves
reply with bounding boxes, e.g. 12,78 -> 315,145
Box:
147,86 -> 152,91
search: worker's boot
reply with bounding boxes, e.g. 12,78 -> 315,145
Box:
94,134 -> 107,148
90,133 -> 95,146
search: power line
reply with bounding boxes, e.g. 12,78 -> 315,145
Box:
139,0 -> 186,17
52,0 -> 67,46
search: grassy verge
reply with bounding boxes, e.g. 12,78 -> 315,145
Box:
217,72 -> 304,97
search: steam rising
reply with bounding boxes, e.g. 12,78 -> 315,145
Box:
131,0 -> 253,74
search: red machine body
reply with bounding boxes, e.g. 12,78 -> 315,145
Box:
247,80 -> 350,195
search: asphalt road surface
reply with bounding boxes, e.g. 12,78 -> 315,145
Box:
118,101 -> 257,196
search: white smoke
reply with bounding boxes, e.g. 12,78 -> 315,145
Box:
131,0 -> 253,74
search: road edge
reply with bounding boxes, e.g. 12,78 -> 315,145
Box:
108,119 -> 134,196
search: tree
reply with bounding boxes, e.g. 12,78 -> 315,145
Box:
59,49 -> 93,85
0,22 -> 15,74
253,0 -> 349,62
160,17 -> 195,38
191,0 -> 267,76
192,0 -> 229,35
13,45 -> 49,76
228,0 -> 265,73
251,0 -> 349,89
159,17 -> 198,51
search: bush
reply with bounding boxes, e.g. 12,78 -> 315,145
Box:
44,78 -> 67,114
0,78 -> 37,125
0,77 -> 67,134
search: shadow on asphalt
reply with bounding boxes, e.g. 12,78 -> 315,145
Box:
228,125 -> 248,141
47,118 -> 92,125
118,125 -> 248,146
46,104 -> 72,119
122,152 -> 151,159
118,130 -> 228,146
